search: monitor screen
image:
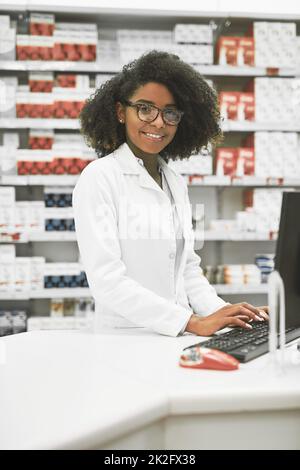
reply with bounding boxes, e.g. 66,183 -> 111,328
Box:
275,191 -> 300,329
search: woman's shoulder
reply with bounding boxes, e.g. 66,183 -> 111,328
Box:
79,151 -> 121,182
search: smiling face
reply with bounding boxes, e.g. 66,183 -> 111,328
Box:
116,82 -> 179,156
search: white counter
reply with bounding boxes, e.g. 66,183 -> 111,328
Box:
1,328 -> 300,450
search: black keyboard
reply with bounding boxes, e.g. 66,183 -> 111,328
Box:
184,321 -> 300,363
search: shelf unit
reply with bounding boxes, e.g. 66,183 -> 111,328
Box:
0,230 -> 277,244
1,118 -> 300,132
1,4 -> 299,322
0,60 -> 298,76
0,283 -> 268,300
2,174 -> 300,187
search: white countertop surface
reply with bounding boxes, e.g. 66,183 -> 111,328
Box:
1,328 -> 300,449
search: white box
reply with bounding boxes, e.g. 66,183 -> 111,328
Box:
14,201 -> 31,232
0,77 -> 17,118
173,24 -> 213,44
15,257 -> 31,292
0,27 -> 16,60
29,201 -> 45,232
0,261 -> 15,292
0,244 -> 15,261
30,256 -> 45,291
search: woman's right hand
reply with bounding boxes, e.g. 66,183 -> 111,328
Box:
185,302 -> 268,337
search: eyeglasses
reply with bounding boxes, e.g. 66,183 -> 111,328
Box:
124,100 -> 184,126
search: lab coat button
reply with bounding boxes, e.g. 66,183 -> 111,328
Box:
169,252 -> 175,259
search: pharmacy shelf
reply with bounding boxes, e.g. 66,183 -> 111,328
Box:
0,175 -> 79,186
0,231 -> 77,243
0,288 -> 91,300
197,230 -> 277,242
0,230 -> 277,244
0,284 -> 268,300
0,119 -> 80,129
187,175 -> 300,187
1,118 -> 300,132
0,231 -> 75,243
0,61 -> 120,73
214,284 -> 268,295
222,121 -> 300,132
0,61 -> 297,77
2,174 -> 299,188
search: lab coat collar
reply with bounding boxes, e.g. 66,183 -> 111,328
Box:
114,142 -> 186,201
114,142 -> 164,193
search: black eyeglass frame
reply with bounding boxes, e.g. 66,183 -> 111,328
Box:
123,100 -> 184,126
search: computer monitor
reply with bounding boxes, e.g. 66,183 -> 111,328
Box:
275,191 -> 300,330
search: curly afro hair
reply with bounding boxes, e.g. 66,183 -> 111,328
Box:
80,50 -> 223,161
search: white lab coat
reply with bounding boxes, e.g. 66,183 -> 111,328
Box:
72,142 -> 227,336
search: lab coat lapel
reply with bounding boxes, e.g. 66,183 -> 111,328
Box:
114,142 -> 163,192
157,155 -> 188,236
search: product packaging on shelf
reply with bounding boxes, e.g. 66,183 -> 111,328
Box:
0,245 -> 15,293
56,74 -> 90,89
219,91 -> 255,121
15,257 -> 31,292
30,257 -> 46,290
52,88 -> 90,119
253,21 -> 296,67
217,36 -> 254,67
29,13 -> 55,36
29,72 -> 54,92
0,187 -> 15,233
173,23 -> 213,44
29,129 -> 54,149
215,148 -> 237,176
16,34 -> 54,60
0,310 -> 27,336
0,77 -> 17,118
0,15 -> 16,60
53,23 -> 97,61
0,133 -> 19,176
16,88 -> 54,118
173,44 -> 213,64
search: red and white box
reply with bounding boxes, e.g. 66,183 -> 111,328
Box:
29,13 -> 55,36
237,92 -> 255,121
219,92 -> 239,120
17,34 -> 54,60
29,35 -> 54,60
29,129 -> 54,150
17,150 -> 54,175
53,88 -> 89,119
16,35 -> 30,60
29,72 -> 54,93
216,37 -> 238,66
236,148 -> 255,176
20,92 -> 54,118
237,37 -> 254,66
56,74 -> 90,89
215,148 -> 237,176
53,24 -> 97,61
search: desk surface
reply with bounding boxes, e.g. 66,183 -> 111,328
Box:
1,328 -> 300,449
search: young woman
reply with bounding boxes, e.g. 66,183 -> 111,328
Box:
73,50 -> 268,336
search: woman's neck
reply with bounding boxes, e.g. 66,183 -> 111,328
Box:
126,139 -> 160,178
